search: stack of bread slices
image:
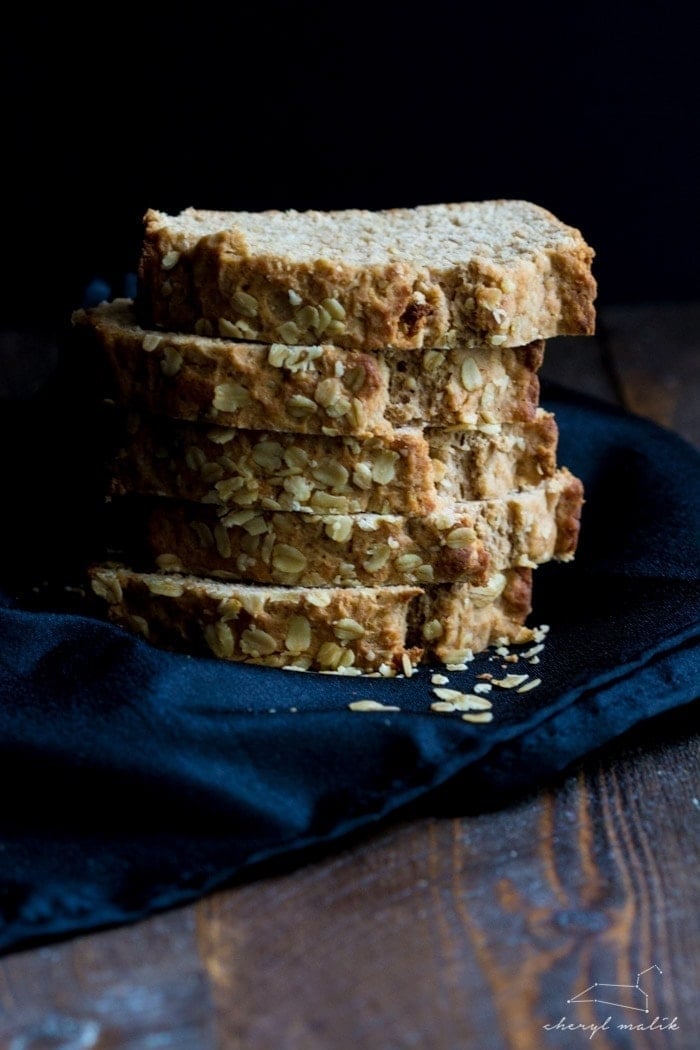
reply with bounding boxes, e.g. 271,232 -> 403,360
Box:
77,200 -> 595,676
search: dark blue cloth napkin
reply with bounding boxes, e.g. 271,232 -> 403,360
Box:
0,376 -> 698,956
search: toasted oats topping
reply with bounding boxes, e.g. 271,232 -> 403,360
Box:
286,394 -> 318,418
160,346 -> 183,377
161,250 -> 180,270
422,349 -> 445,372
145,576 -> 184,597
314,377 -> 343,409
214,524 -> 232,559
322,297 -> 346,320
213,382 -> 252,413
422,619 -> 443,641
371,451 -> 399,485
191,521 -> 215,548
142,333 -> 161,352
312,460 -> 349,488
296,304 -> 320,331
285,615 -> 311,653
155,554 -> 182,571
309,492 -> 350,513
232,290 -> 259,317
277,321 -> 301,345
91,575 -> 122,604
445,526 -> 477,549
316,642 -> 347,670
271,544 -> 307,574
395,553 -> 422,572
204,621 -> 235,659
305,591 -> 332,608
333,618 -> 365,642
240,627 -> 278,656
126,614 -> 150,638
362,544 -> 391,573
218,597 -> 242,621
460,357 -> 482,391
325,516 -> 353,542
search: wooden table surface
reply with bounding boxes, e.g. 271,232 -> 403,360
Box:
0,302 -> 698,1050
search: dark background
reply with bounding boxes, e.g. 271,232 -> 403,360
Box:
2,2 -> 698,332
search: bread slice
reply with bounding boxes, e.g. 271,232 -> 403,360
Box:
88,564 -> 534,671
121,467 -> 582,588
136,201 -> 596,351
72,299 -> 544,436
109,410 -> 558,515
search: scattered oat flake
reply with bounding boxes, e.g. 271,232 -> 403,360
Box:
453,695 -> 493,711
431,701 -> 456,713
491,674 -> 530,689
517,678 -> 542,693
477,673 -> 493,680
504,654 -> 519,663
495,646 -> 510,656
401,653 -> 415,677
522,643 -> 544,658
432,687 -> 466,702
528,656 -> 540,665
348,700 -> 401,712
431,673 -> 450,685
473,682 -> 492,694
461,711 -> 494,724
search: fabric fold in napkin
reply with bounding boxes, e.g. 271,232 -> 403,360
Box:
0,380 -> 698,955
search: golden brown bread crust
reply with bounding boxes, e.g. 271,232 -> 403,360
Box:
88,564 -> 535,670
72,299 -> 544,437
108,411 -> 560,515
127,468 -> 582,587
136,201 -> 596,351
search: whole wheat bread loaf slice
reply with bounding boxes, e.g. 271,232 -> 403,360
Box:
109,410 -> 559,515
136,200 -> 596,351
72,299 -> 544,436
88,564 -> 534,671
114,467 -> 582,588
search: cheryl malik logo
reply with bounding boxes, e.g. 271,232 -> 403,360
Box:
542,964 -> 681,1039
568,964 -> 663,1013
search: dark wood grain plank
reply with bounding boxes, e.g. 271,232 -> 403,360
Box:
0,911 -> 218,1048
191,713 -> 698,1050
600,301 -> 700,447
